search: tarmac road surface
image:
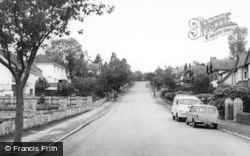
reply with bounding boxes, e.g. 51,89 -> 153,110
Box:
63,82 -> 250,156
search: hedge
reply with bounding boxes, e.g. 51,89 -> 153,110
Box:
210,84 -> 250,119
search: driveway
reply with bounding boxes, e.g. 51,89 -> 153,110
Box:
63,81 -> 250,156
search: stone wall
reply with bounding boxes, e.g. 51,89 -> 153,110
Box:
0,96 -> 107,136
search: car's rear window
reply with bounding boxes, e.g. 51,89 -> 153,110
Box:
208,107 -> 216,114
179,99 -> 201,105
199,107 -> 207,113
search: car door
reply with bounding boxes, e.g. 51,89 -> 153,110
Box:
198,107 -> 208,124
187,106 -> 197,122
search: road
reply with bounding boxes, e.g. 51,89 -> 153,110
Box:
63,82 -> 250,156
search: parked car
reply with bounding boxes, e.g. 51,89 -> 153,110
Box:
171,94 -> 202,122
186,104 -> 219,129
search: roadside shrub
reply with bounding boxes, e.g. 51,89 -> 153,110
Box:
161,89 -> 169,98
37,94 -> 45,104
164,92 -> 175,101
210,84 -> 250,118
174,90 -> 193,95
196,93 -> 213,104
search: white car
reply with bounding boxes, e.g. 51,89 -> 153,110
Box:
171,94 -> 202,122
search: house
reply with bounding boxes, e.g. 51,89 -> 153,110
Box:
34,54 -> 68,90
207,57 -> 236,87
0,51 -> 42,96
218,50 -> 250,88
86,62 -> 101,76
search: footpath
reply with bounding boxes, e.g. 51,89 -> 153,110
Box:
0,95 -> 120,155
153,91 -> 250,142
0,98 -> 118,142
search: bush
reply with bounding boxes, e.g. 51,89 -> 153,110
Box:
164,92 -> 175,101
174,90 -> 193,95
210,84 -> 250,118
35,77 -> 49,96
160,89 -> 169,98
37,94 -> 46,104
196,93 -> 213,104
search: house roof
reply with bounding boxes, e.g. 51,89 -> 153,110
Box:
86,63 -> 100,71
218,50 -> 250,84
235,53 -> 248,68
35,54 -> 65,69
210,59 -> 236,71
0,51 -> 42,76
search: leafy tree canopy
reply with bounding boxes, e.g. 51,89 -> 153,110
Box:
45,37 -> 88,79
228,27 -> 248,58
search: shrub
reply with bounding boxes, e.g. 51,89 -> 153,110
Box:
35,78 -> 49,96
174,90 -> 193,95
164,92 -> 175,101
196,93 -> 213,104
37,94 -> 46,104
210,84 -> 250,118
160,89 -> 169,98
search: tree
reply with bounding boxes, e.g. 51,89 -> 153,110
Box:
0,0 -> 113,142
163,66 -> 177,92
45,38 -> 88,79
35,77 -> 49,96
184,63 -> 188,71
192,60 -> 200,65
228,27 -> 248,58
191,73 -> 214,94
101,53 -> 132,92
94,53 -> 103,64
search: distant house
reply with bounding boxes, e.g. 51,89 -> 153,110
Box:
207,57 -> 236,87
86,62 -> 101,75
34,54 -> 68,90
0,51 -> 42,96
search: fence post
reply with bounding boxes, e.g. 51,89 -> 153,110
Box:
233,98 -> 243,122
225,98 -> 233,120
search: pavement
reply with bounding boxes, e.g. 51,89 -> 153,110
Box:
63,82 -> 250,156
0,98 -> 119,143
153,91 -> 250,141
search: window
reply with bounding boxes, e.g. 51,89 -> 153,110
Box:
208,108 -> 216,114
199,107 -> 207,113
244,66 -> 248,80
176,99 -> 179,105
30,89 -> 33,96
179,99 -> 201,105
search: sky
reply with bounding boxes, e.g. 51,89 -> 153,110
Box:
53,0 -> 250,73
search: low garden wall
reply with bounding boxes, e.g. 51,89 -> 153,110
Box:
0,96 -> 107,136
236,112 -> 250,125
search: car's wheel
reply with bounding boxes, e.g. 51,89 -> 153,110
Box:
213,124 -> 218,129
192,119 -> 197,128
186,120 -> 189,125
176,114 -> 181,122
172,115 -> 175,120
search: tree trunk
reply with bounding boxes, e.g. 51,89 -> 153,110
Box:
13,83 -> 24,142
